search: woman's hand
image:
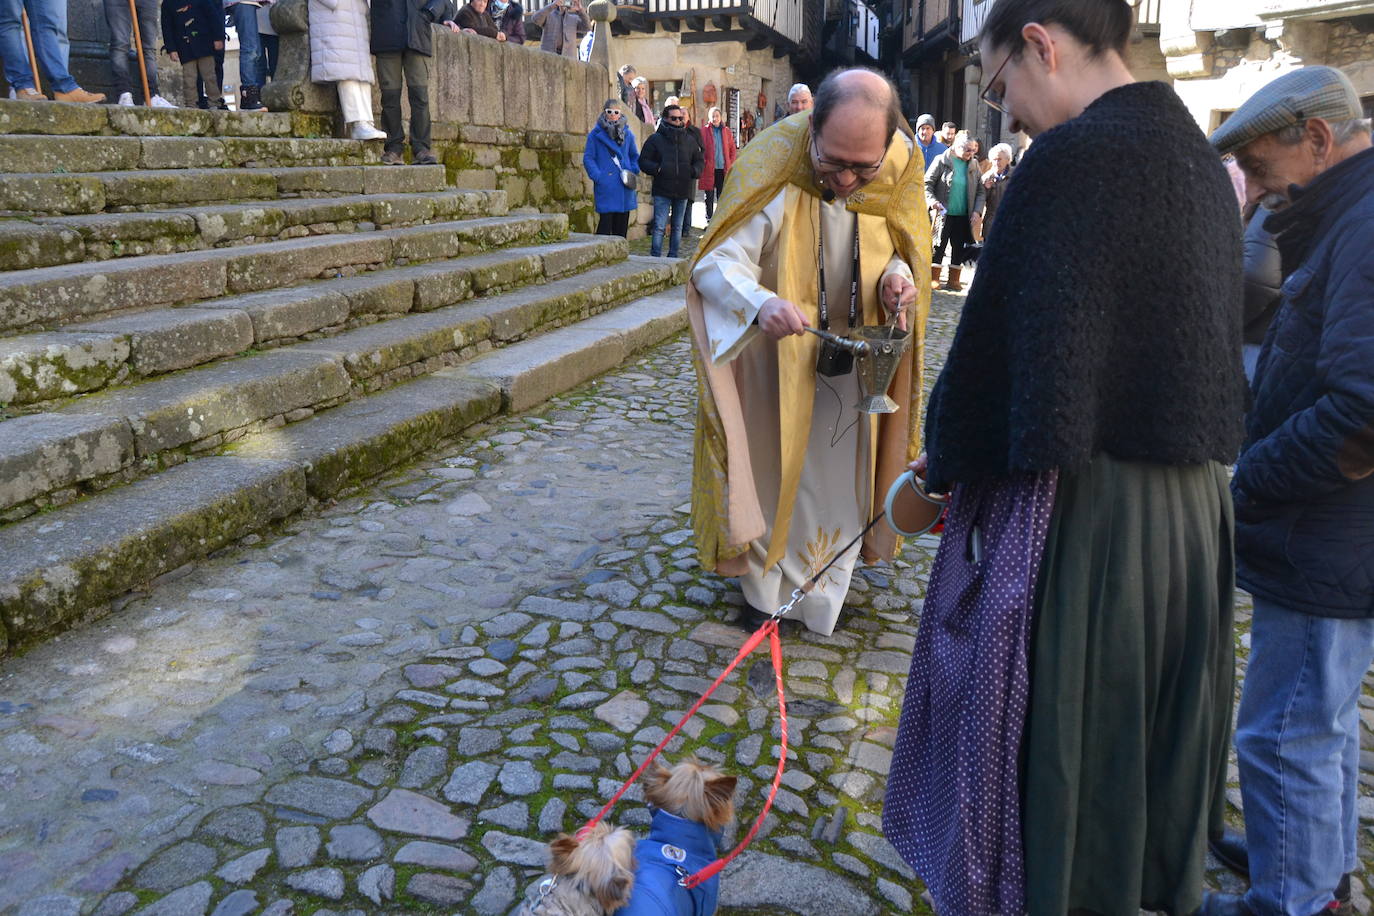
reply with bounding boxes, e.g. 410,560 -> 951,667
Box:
443,19 -> 460,30
496,30 -> 506,40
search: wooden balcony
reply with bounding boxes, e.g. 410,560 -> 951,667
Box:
901,0 -> 957,55
1133,0 -> 1161,35
614,0 -> 807,48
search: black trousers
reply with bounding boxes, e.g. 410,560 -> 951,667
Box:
934,213 -> 975,265
703,167 -> 726,219
596,211 -> 630,238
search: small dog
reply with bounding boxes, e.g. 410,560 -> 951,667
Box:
522,758 -> 737,916
519,821 -> 638,916
617,757 -> 737,916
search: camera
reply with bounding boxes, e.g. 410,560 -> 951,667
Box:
816,336 -> 854,377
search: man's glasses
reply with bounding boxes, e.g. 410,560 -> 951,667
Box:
979,51 -> 1012,114
666,115 -> 686,122
810,135 -> 885,179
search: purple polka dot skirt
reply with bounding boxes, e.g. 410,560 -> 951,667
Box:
883,470 -> 1058,916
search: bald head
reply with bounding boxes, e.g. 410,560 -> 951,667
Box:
812,68 -> 900,141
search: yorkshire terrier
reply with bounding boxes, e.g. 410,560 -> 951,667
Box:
519,821 -> 638,916
523,758 -> 737,916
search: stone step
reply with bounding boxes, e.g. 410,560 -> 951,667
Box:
0,283 -> 688,654
0,254 -> 679,518
0,97 -> 297,138
4,189 -> 507,271
0,212 -> 567,333
0,134 -> 382,175
0,164 -> 447,216
0,233 -> 624,405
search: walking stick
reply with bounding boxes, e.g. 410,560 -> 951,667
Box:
127,0 -> 151,104
21,9 -> 42,96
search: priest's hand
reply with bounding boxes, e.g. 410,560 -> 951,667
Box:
757,297 -> 810,340
880,274 -> 914,332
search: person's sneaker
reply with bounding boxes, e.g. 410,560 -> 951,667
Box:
150,95 -> 176,109
15,87 -> 46,102
117,91 -> 135,106
54,87 -> 106,104
380,150 -> 404,165
349,121 -> 386,141
412,150 -> 438,165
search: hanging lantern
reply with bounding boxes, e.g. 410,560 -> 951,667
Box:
702,82 -> 718,106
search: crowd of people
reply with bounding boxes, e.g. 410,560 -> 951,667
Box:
678,1 -> 1373,915
1,0 -> 584,117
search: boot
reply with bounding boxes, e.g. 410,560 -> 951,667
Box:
943,267 -> 963,292
239,84 -> 265,111
930,264 -> 944,290
54,86 -> 105,104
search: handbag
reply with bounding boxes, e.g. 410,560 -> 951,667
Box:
612,156 -> 637,190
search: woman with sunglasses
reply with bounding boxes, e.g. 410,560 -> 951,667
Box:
582,101 -> 640,238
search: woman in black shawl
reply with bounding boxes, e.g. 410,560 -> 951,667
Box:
883,2 -> 1248,914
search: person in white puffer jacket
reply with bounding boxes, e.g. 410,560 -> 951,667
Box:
308,0 -> 386,139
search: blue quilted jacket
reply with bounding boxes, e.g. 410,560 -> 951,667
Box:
617,809 -> 722,916
1233,145 -> 1374,618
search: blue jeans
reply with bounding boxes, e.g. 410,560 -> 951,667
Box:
651,195 -> 687,258
1236,597 -> 1374,916
228,2 -> 263,87
102,0 -> 160,98
0,0 -> 77,92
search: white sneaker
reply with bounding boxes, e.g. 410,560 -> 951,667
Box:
117,91 -> 135,106
150,95 -> 176,109
350,121 -> 387,141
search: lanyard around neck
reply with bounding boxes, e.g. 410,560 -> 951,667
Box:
817,208 -> 860,332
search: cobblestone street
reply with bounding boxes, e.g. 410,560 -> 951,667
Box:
0,289 -> 1369,916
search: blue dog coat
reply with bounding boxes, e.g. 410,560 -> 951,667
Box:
617,808 -> 722,916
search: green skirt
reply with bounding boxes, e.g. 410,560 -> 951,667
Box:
1022,455 -> 1235,916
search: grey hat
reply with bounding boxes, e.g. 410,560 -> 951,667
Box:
916,113 -> 937,129
1211,66 -> 1363,155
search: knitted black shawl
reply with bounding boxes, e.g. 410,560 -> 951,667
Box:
923,81 -> 1248,492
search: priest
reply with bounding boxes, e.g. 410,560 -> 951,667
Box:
687,68 -> 931,636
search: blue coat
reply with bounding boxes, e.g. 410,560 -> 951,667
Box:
618,809 -> 721,916
1233,145 -> 1374,618
583,123 -> 639,214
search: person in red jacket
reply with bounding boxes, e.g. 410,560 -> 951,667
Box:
699,106 -> 737,224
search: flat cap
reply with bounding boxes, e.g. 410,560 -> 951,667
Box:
916,113 -> 937,128
1211,66 -> 1363,155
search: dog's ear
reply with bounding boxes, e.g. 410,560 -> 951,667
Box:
547,833 -> 581,874
701,772 -> 738,830
642,759 -> 673,800
594,871 -> 635,911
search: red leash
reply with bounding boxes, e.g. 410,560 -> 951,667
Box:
576,615 -> 790,890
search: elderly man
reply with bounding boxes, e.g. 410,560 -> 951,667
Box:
688,67 -> 929,637
925,135 -> 984,291
1201,65 -> 1374,916
914,113 -> 946,168
786,82 -> 812,113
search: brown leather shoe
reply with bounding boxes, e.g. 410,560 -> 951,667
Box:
15,87 -> 47,101
54,87 -> 106,104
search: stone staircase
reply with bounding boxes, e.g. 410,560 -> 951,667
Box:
0,98 -> 688,656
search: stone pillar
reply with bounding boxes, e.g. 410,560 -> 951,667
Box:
587,0 -> 617,102
261,0 -> 339,114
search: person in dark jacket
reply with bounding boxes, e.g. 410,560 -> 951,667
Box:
161,0 -> 225,108
638,104 -> 703,258
1240,204 -> 1281,381
371,0 -> 458,165
924,136 -> 985,291
979,141 -> 1014,230
454,0 -> 503,38
491,0 -> 523,42
582,100 -> 639,238
1202,65 -> 1374,916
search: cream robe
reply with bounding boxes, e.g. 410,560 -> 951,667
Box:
693,187 -> 914,635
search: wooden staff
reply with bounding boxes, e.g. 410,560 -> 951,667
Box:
21,9 -> 42,95
127,0 -> 151,104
